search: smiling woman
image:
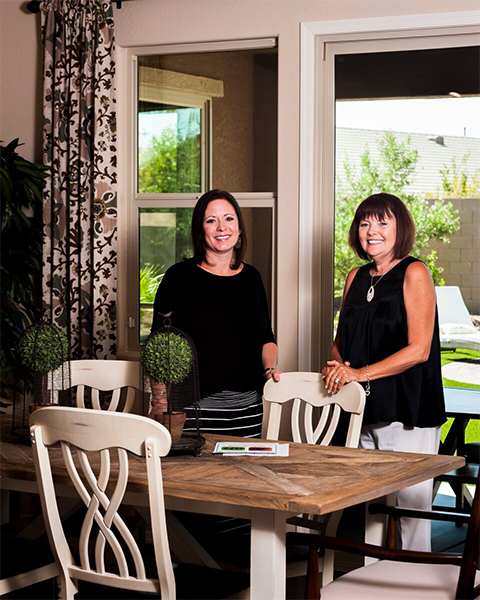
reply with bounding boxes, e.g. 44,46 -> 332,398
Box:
150,189 -> 280,438
323,192 -> 446,553
202,199 -> 241,260
148,189 -> 280,562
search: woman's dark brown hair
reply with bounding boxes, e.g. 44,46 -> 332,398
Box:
191,189 -> 246,269
348,193 -> 416,260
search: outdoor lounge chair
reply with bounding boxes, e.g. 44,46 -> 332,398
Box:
435,286 -> 480,352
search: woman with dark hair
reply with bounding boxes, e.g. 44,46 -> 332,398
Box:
322,193 -> 446,552
151,189 -> 280,438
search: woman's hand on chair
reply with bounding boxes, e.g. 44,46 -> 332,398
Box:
322,361 -> 359,394
265,368 -> 282,382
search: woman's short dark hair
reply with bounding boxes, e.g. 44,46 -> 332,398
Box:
348,193 -> 416,260
191,189 -> 246,269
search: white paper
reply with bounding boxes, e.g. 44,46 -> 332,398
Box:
213,441 -> 289,456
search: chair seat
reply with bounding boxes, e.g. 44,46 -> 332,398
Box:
320,560 -> 480,600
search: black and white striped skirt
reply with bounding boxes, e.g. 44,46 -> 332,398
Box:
184,389 -> 263,439
179,389 -> 263,558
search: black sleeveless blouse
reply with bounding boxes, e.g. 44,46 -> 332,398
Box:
339,256 -> 446,428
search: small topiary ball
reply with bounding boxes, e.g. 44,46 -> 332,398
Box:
18,323 -> 69,373
143,331 -> 192,385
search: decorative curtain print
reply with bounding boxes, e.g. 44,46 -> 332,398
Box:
41,0 -> 117,359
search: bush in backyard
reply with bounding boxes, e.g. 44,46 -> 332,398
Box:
140,263 -> 164,304
335,132 -> 460,300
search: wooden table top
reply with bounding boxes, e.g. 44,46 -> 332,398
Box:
1,417 -> 465,516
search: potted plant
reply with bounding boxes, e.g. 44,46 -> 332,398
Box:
1,139 -> 50,406
142,329 -> 193,442
18,322 -> 69,411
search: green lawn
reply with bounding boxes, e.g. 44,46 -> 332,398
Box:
441,349 -> 479,446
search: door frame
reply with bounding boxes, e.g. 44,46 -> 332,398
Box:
298,11 -> 480,371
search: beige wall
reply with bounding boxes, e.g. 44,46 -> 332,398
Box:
1,0 -> 478,370
0,1 -> 43,162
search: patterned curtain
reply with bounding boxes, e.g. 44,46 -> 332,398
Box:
41,0 -> 117,359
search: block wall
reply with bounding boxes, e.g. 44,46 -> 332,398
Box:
428,198 -> 480,315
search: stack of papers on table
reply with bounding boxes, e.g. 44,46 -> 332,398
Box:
213,442 -> 289,456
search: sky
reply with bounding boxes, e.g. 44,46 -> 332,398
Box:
139,112 -> 177,150
336,97 -> 480,139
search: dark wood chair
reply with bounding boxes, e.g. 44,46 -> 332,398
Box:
435,387 -> 480,517
290,469 -> 480,599
435,436 -> 479,518
434,463 -> 479,518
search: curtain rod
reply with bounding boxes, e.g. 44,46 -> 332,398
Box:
27,0 -> 127,12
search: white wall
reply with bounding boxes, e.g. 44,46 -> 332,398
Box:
1,0 -> 478,370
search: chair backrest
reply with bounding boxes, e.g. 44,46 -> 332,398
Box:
263,373 -> 366,448
435,286 -> 473,328
29,406 -> 175,599
50,360 -> 142,412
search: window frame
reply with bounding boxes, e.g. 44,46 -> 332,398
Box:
137,88 -> 212,195
119,39 -> 278,357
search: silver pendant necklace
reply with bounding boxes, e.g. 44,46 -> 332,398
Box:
366,261 -> 398,302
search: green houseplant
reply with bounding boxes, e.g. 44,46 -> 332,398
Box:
18,322 -> 69,409
142,330 -> 192,442
1,139 -> 50,404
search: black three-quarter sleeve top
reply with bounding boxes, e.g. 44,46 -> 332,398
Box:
151,259 -> 276,398
339,256 -> 446,428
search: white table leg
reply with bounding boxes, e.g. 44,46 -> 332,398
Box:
364,493 -> 395,565
250,508 -> 287,600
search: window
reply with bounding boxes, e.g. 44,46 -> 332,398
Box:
137,66 -> 222,194
122,40 -> 278,354
139,207 -> 193,342
138,103 -> 203,194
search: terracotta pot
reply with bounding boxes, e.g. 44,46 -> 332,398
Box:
155,411 -> 186,443
150,382 -> 168,414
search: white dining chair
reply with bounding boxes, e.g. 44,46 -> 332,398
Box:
49,359 -> 142,412
263,373 -> 366,588
1,361 -> 144,597
29,406 -> 175,600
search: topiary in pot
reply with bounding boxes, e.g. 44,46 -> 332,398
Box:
18,322 -> 69,409
142,330 -> 192,442
143,331 -> 192,386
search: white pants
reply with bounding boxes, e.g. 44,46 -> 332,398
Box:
359,421 -> 442,552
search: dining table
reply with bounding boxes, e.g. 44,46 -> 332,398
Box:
0,417 -> 465,600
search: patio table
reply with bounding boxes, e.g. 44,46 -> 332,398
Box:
442,387 -> 480,457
